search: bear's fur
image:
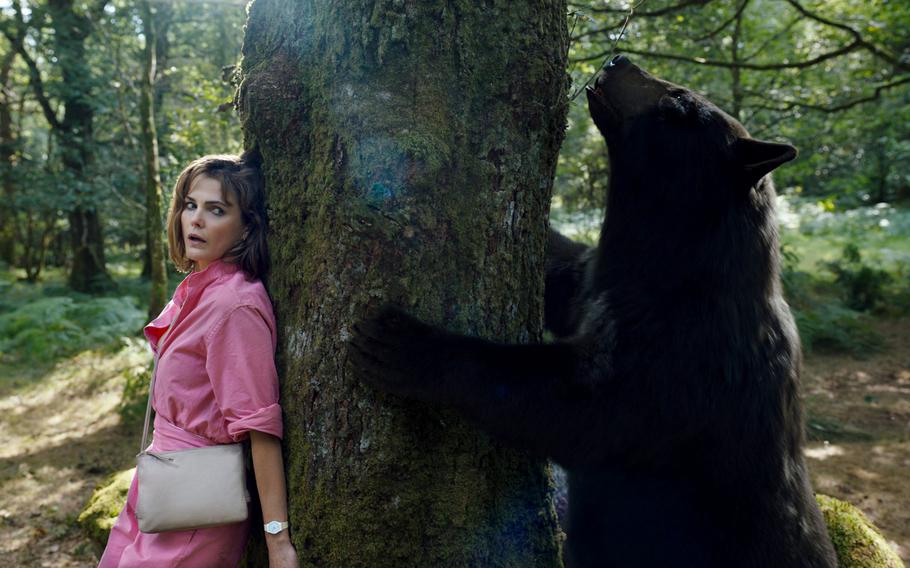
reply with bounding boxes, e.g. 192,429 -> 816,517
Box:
349,56 -> 837,567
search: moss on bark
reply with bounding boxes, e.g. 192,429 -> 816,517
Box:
238,1 -> 568,565
816,494 -> 905,568
77,468 -> 134,556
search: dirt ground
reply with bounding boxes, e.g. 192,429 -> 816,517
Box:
803,317 -> 910,564
0,342 -> 143,567
0,320 -> 907,566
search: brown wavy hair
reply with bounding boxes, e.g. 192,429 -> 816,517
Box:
166,151 -> 269,279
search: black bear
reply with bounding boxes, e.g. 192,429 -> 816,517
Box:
348,55 -> 837,567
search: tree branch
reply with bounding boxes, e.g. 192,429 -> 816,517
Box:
690,0 -> 749,42
783,0 -> 906,72
744,75 -> 910,114
1,2 -> 62,131
570,41 -> 862,70
569,0 -> 711,16
571,0 -> 714,41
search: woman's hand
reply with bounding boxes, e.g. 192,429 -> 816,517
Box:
267,533 -> 298,568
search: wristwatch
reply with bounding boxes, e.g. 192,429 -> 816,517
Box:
264,520 -> 289,535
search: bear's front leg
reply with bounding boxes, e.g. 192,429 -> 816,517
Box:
348,305 -> 470,401
349,306 -> 603,465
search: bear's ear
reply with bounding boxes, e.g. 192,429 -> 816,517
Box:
733,138 -> 797,187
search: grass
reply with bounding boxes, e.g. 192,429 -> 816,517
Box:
778,199 -> 910,273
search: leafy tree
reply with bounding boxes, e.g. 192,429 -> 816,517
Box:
3,0 -> 116,292
558,0 -> 910,211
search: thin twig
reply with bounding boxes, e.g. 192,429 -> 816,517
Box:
569,0 -> 649,102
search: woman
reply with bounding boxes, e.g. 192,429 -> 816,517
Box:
100,154 -> 298,567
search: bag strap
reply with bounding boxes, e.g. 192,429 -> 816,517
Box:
140,307 -> 181,455
139,354 -> 158,455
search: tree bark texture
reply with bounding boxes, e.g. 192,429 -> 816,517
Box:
140,0 -> 168,319
238,1 -> 568,566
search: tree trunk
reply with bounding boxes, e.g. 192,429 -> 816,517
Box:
238,1 -> 568,566
139,5 -> 171,281
140,0 -> 168,319
0,50 -> 16,265
46,0 -> 113,293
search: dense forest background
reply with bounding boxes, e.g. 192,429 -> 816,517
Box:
0,0 -> 908,565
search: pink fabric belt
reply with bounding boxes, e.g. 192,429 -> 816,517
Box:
150,414 -> 218,452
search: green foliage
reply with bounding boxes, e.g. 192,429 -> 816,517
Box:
118,362 -> 151,427
793,302 -> 885,358
0,295 -> 145,363
557,1 -> 910,212
781,240 -> 886,358
549,205 -> 602,245
823,243 -> 893,312
0,0 -> 246,271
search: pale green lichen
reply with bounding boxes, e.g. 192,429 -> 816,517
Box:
816,493 -> 905,568
77,468 -> 134,555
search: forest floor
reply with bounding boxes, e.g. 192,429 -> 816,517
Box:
0,340 -> 144,567
0,319 -> 907,567
803,316 -> 910,563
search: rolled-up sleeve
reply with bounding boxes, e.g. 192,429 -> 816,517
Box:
205,305 -> 283,441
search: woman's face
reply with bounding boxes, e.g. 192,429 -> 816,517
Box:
181,176 -> 246,271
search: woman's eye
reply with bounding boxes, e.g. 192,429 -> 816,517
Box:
212,207 -> 225,216
185,202 -> 196,210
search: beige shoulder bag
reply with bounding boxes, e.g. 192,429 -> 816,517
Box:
135,355 -> 250,533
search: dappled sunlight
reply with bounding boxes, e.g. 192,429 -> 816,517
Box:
801,316 -> 910,563
807,440 -> 910,562
0,341 -> 147,566
804,442 -> 845,460
0,340 -> 148,460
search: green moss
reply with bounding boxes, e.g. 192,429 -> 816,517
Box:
237,0 -> 568,564
77,468 -> 134,555
817,494 -> 905,568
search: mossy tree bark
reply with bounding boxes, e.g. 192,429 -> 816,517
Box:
239,1 -> 568,565
140,0 -> 168,319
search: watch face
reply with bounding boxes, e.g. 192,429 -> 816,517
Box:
266,521 -> 280,533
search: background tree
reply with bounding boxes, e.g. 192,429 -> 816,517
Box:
238,0 -> 569,565
557,0 -> 910,213
4,0 -> 118,292
139,0 -> 167,319
0,47 -> 16,266
0,0 -> 245,286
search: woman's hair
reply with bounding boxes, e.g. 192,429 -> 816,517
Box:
166,151 -> 269,279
